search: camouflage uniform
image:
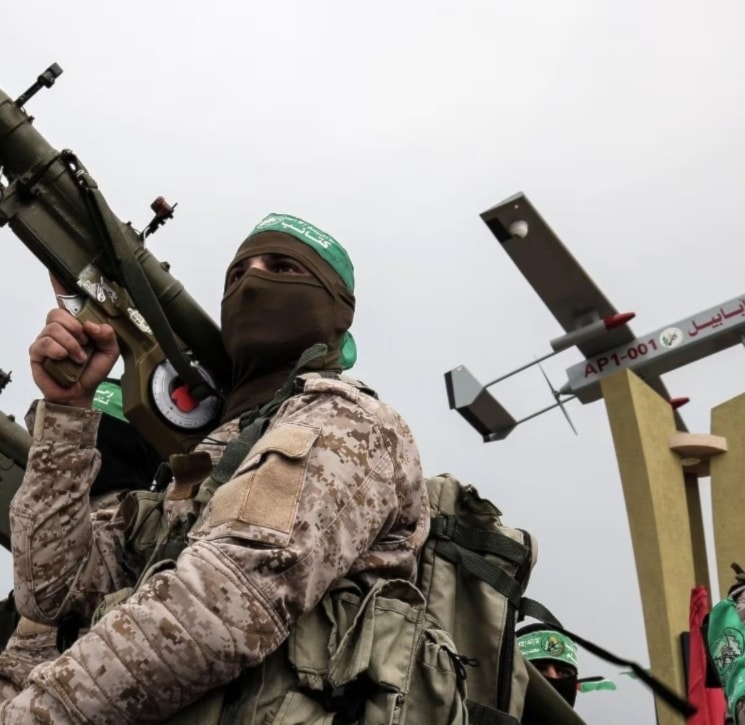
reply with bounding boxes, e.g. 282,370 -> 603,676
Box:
0,490 -> 130,704
0,375 -> 427,723
0,619 -> 57,702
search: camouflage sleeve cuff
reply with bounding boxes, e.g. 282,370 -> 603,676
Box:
26,400 -> 101,448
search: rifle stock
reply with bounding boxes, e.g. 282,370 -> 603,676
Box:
0,65 -> 231,458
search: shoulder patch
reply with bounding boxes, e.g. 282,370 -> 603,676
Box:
250,423 -> 319,459
208,423 -> 320,540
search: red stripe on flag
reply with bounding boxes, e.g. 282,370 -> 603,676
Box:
688,585 -> 726,724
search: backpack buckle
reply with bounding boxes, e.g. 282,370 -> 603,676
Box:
432,514 -> 458,540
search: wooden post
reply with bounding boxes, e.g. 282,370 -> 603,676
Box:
710,391 -> 745,599
668,432 -> 727,591
600,370 -> 698,725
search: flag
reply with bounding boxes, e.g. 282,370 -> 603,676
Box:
579,679 -> 617,693
688,585 -> 726,724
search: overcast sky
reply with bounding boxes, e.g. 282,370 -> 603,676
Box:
3,2 -> 745,722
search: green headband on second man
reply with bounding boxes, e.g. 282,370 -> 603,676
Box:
517,629 -> 579,670
93,379 -> 127,422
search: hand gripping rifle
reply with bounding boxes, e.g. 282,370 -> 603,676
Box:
0,64 -> 231,458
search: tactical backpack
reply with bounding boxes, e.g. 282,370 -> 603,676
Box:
414,474 -> 692,725
419,473 -> 539,723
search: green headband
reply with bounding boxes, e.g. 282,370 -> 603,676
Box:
248,213 -> 357,370
249,213 -> 355,292
92,380 -> 127,423
517,629 -> 579,669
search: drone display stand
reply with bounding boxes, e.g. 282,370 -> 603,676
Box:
446,191 -> 745,721
601,368 -> 741,725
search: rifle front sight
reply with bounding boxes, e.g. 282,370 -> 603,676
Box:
15,63 -> 63,109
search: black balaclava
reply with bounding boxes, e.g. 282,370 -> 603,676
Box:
519,664 -> 579,721
545,670 -> 579,708
220,231 -> 354,422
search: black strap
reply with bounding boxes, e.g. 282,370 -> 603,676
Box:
435,539 -> 523,607
0,592 -> 19,651
519,598 -> 562,628
466,699 -> 520,725
56,610 -> 86,653
517,611 -> 695,716
212,344 -> 329,485
728,561 -> 745,596
210,412 -> 270,486
555,624 -> 695,717
431,514 -> 530,567
62,151 -> 215,401
158,513 -> 197,562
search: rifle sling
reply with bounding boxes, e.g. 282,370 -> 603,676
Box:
64,151 -> 214,401
212,344 -> 329,485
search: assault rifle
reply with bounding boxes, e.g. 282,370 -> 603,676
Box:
0,64 -> 231,458
0,371 -> 30,551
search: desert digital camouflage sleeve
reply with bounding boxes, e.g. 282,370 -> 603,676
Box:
0,618 -> 58,701
10,403 -> 239,627
9,401 -> 133,625
0,491 -> 131,705
0,378 -> 428,724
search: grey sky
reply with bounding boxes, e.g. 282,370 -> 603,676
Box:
3,2 -> 745,721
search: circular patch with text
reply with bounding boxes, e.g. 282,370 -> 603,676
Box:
659,327 -> 684,348
711,627 -> 745,681
540,634 -> 566,658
